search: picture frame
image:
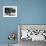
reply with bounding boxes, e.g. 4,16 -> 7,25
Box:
3,6 -> 17,17
18,24 -> 46,42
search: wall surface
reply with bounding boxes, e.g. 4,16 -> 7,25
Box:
0,0 -> 18,44
0,0 -> 46,45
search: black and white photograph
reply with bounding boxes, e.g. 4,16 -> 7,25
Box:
18,25 -> 46,46
3,6 -> 17,17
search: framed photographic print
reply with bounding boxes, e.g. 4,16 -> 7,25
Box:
3,6 -> 17,17
18,24 -> 46,42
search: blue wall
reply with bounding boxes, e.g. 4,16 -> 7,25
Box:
0,0 -> 46,44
